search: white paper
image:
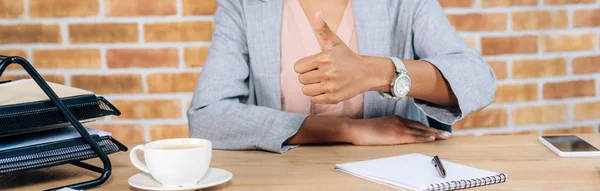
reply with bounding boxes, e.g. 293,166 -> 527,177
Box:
0,79 -> 26,87
0,127 -> 111,151
57,187 -> 83,191
0,79 -> 93,106
335,153 -> 504,191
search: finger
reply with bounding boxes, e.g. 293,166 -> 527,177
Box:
294,55 -> 319,74
400,118 -> 441,134
401,118 -> 452,140
401,127 -> 437,137
435,130 -> 452,140
312,93 -> 339,104
313,10 -> 341,49
302,84 -> 328,96
436,134 -> 451,140
298,69 -> 326,85
294,52 -> 329,74
407,135 -> 436,143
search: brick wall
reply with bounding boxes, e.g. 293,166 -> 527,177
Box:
0,0 -> 598,143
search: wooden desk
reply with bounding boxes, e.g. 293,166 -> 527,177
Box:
2,135 -> 600,190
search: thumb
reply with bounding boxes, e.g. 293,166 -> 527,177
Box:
313,10 -> 341,49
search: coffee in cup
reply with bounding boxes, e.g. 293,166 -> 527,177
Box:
129,138 -> 212,187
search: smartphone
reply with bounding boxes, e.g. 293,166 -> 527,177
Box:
539,135 -> 600,157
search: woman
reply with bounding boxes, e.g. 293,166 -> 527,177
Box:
188,0 -> 496,153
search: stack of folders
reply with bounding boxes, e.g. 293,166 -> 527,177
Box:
0,79 -> 126,174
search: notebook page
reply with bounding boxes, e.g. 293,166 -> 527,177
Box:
336,167 -> 416,191
0,79 -> 93,106
336,153 -> 502,190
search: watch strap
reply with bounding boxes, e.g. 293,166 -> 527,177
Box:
388,56 -> 406,73
379,91 -> 398,100
379,57 -> 406,99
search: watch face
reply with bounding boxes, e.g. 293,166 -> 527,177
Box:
394,75 -> 411,97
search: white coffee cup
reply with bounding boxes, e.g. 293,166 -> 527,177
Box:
129,138 -> 212,187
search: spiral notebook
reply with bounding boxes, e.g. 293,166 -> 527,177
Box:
335,153 -> 507,191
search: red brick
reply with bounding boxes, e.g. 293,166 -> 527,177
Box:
0,0 -> 23,18
494,84 -> 538,103
463,37 -> 477,49
574,101 -> 600,121
487,61 -> 507,80
186,100 -> 192,111
447,13 -> 507,31
106,0 -> 176,16
512,58 -> 567,79
33,49 -> 101,69
453,109 -> 508,130
106,48 -> 179,68
512,105 -> 568,125
544,0 -> 596,5
543,80 -> 595,99
150,124 -> 189,140
144,22 -> 214,42
439,0 -> 474,7
543,33 -> 596,52
184,47 -> 209,67
0,24 -> 61,44
482,36 -> 538,55
183,0 -> 217,15
512,10 -> 568,30
70,74 -> 143,94
574,9 -> 600,27
30,0 -> 98,18
69,23 -> 138,43
112,99 -> 182,119
481,0 -> 538,7
1,74 -> 65,84
572,55 -> 600,74
147,72 -> 201,93
0,50 -> 27,70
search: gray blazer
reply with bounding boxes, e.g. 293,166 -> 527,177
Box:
188,0 -> 496,153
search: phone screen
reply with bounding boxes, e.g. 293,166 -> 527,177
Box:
542,135 -> 600,152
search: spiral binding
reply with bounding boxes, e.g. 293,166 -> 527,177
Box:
426,173 -> 507,191
0,140 -> 120,174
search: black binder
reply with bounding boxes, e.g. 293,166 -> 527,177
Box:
0,55 -> 128,190
0,95 -> 120,137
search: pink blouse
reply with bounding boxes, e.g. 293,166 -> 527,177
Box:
281,0 -> 364,118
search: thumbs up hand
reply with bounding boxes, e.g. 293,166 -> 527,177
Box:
295,11 -> 395,104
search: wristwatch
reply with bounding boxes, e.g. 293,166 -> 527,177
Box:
379,57 -> 411,100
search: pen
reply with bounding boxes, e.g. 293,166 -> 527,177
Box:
432,155 -> 446,178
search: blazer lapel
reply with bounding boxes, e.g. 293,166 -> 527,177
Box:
353,0 -> 396,118
245,0 -> 283,110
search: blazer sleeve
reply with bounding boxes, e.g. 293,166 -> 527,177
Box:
187,0 -> 307,154
407,0 -> 497,125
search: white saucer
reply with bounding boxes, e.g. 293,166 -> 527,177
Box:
128,168 -> 233,191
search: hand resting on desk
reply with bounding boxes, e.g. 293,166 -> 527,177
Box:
286,115 -> 450,146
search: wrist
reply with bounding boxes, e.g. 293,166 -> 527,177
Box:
363,56 -> 396,92
340,118 -> 359,144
